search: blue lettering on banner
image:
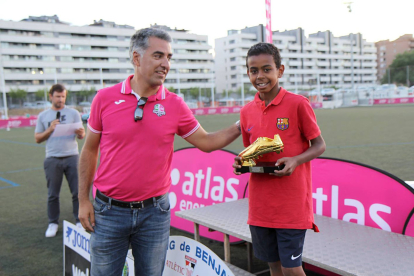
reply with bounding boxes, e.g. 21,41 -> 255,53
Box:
208,255 -> 215,271
67,227 -> 90,254
196,246 -> 228,275
202,250 -> 208,263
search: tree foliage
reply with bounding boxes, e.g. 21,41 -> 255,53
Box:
8,88 -> 27,104
35,89 -> 47,100
381,50 -> 414,86
78,87 -> 96,101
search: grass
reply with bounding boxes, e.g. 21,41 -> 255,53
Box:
0,104 -> 413,275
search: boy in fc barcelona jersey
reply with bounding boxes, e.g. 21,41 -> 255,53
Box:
233,43 -> 326,276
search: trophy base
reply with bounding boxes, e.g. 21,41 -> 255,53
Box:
236,162 -> 285,174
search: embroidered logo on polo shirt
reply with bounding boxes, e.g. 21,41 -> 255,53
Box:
153,104 -> 166,117
277,118 -> 289,131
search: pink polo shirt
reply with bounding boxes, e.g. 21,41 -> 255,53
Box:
88,75 -> 200,201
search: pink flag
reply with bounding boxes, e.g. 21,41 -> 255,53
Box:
265,0 -> 272,43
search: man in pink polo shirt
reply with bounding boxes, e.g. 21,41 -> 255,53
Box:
78,28 -> 241,276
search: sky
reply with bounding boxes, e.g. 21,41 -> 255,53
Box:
0,0 -> 412,49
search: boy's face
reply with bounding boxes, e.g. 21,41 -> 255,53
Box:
247,54 -> 284,93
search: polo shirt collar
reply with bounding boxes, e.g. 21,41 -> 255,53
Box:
120,74 -> 166,101
254,87 -> 287,107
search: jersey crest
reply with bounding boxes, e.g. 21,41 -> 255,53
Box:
153,104 -> 166,117
277,118 -> 289,131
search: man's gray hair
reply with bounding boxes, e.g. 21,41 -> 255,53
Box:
129,28 -> 172,65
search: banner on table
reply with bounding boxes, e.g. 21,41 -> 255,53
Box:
169,148 -> 249,242
312,158 -> 414,236
163,236 -> 234,276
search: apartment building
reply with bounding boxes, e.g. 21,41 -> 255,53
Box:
0,16 -> 214,105
375,34 -> 414,82
215,25 -> 377,93
151,24 -> 214,92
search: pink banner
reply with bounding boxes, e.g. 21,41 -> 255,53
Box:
170,148 -> 250,242
169,150 -> 414,241
374,97 -> 414,105
0,117 -> 38,129
312,158 -> 414,236
265,0 -> 272,43
190,106 -> 242,116
404,210 -> 414,236
310,102 -> 323,109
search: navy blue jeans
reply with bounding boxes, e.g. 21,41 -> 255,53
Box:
90,193 -> 171,276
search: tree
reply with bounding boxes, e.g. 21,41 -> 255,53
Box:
78,87 -> 96,102
381,50 -> 414,86
167,86 -> 176,93
8,88 -> 27,105
35,89 -> 47,100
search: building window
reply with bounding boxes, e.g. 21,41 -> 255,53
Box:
59,44 -> 71,50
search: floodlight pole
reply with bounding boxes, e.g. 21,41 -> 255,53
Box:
0,46 -> 8,119
210,74 -> 215,108
100,67 -> 104,88
0,66 -> 7,119
177,69 -> 181,95
44,78 -> 47,102
240,69 -> 245,106
295,73 -> 298,93
345,3 -> 355,90
350,35 -> 355,90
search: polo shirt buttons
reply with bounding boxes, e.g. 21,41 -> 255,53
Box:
264,112 -> 267,115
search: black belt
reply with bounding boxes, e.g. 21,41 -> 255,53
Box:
96,190 -> 164,209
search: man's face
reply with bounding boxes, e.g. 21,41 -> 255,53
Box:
134,37 -> 172,87
49,90 -> 66,109
247,54 -> 284,93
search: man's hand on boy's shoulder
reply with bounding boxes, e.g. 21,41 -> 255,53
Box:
270,156 -> 299,177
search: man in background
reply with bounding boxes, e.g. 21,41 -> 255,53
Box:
35,84 -> 85,237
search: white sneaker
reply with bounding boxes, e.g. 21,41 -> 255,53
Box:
76,222 -> 83,229
45,223 -> 59,238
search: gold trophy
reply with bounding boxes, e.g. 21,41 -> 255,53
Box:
236,134 -> 285,174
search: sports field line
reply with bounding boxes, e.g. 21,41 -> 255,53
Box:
0,176 -> 20,189
327,141 -> 414,149
0,167 -> 43,174
0,139 -> 45,147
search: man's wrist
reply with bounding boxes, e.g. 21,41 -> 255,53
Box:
235,120 -> 241,133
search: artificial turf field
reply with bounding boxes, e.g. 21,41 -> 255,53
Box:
0,104 -> 413,276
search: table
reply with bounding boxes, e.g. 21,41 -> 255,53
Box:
175,198 -> 414,276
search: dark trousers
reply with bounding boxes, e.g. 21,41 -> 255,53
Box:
44,155 -> 79,224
